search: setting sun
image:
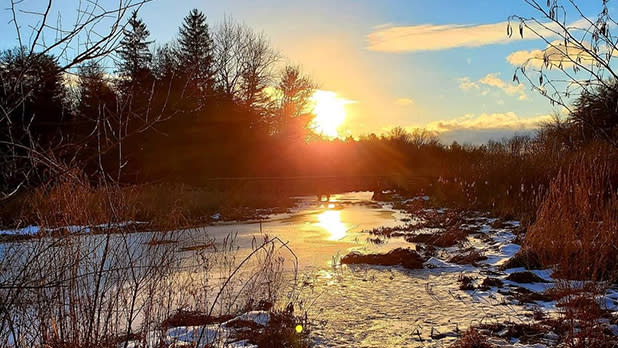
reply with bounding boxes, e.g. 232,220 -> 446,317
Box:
311,90 -> 348,138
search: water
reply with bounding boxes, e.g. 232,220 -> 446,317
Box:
190,192 -> 531,347
1,191 -> 533,347
202,192 -> 409,268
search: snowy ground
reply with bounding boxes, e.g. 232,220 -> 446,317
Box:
2,192 -> 616,347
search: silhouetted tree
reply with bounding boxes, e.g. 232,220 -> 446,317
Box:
571,80 -> 618,143
213,18 -> 279,108
0,49 -> 67,191
177,9 -> 215,100
152,43 -> 179,80
276,65 -> 316,137
73,62 -> 119,175
388,127 -> 412,144
0,0 -> 151,198
117,11 -> 153,92
0,50 -> 66,145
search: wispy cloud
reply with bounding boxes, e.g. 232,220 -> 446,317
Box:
367,21 -> 554,52
458,77 -> 479,90
365,18 -> 594,53
506,40 -> 598,69
426,112 -> 552,132
479,73 -> 528,100
458,73 -> 528,100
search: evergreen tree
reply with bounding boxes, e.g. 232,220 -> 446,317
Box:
177,9 -> 214,95
0,49 -> 67,190
115,11 -> 155,180
73,62 -> 118,175
152,43 -> 179,80
117,11 -> 152,83
0,49 -> 66,147
276,65 -> 315,137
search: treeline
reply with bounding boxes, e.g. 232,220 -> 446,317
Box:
0,9 -> 318,190
2,7 -> 617,223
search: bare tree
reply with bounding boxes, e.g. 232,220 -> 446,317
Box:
0,0 -> 154,199
408,128 -> 440,148
213,17 -> 280,109
509,0 -> 618,147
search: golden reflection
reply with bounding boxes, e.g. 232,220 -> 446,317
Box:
317,209 -> 347,240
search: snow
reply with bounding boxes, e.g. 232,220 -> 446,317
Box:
0,225 -> 39,235
226,311 -> 270,326
0,221 -> 145,236
500,243 -> 521,258
121,311 -> 271,348
423,257 -> 463,269
402,196 -> 430,204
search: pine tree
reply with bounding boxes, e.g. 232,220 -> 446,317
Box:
177,9 -> 214,93
117,11 -> 152,82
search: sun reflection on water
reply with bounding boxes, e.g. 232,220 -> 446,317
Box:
317,209 -> 347,240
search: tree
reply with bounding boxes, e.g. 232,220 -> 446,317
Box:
72,62 -> 119,175
571,80 -> 618,143
238,30 -> 279,113
0,50 -> 67,145
177,9 -> 215,97
213,17 -> 279,107
388,126 -> 412,144
408,128 -> 440,148
510,0 -> 618,147
152,43 -> 179,80
0,49 -> 67,193
0,0 -> 152,198
117,11 -> 153,84
276,65 -> 316,136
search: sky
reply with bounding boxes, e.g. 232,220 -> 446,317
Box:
0,0 -> 607,144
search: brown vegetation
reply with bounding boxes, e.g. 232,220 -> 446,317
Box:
525,148 -> 618,280
340,248 -> 425,269
0,179 -> 293,230
449,329 -> 494,348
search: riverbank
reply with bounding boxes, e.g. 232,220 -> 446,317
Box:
1,189 -> 616,346
346,192 -> 618,347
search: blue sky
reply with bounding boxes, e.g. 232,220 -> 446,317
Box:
1,1 -> 606,143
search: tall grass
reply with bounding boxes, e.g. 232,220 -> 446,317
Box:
525,146 -> 618,280
0,178 -> 293,230
0,177 -> 303,347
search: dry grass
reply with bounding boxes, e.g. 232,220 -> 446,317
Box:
0,176 -> 305,347
0,178 -> 293,231
449,329 -> 494,348
525,148 -> 618,280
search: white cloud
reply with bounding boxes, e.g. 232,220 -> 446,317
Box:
479,73 -> 528,100
458,77 -> 479,90
458,73 -> 528,100
426,112 -> 552,132
506,40 -> 599,69
366,20 -> 564,52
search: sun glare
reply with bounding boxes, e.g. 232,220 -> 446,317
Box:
311,90 -> 348,138
317,210 -> 347,240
